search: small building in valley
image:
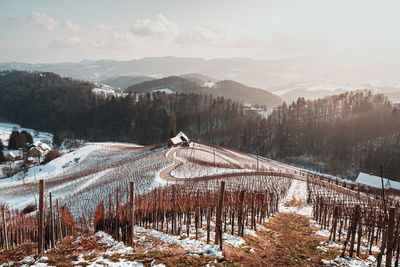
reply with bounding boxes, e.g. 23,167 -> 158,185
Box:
28,141 -> 51,158
3,149 -> 23,161
168,131 -> 190,147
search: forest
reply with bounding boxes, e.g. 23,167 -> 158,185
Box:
0,70 -> 399,181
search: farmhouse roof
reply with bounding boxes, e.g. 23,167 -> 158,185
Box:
176,131 -> 189,142
170,136 -> 182,145
355,172 -> 400,190
32,141 -> 51,151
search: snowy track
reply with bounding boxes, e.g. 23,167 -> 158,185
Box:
279,179 -> 312,216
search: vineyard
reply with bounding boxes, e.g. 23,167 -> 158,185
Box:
0,141 -> 399,266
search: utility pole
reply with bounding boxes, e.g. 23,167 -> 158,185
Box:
380,164 -> 387,215
256,150 -> 259,172
213,145 -> 216,166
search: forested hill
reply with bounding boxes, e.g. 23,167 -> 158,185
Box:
255,91 -> 400,180
1,70 -> 400,181
0,70 -> 262,146
100,75 -> 155,90
211,80 -> 282,107
0,71 -> 94,131
126,76 -> 284,107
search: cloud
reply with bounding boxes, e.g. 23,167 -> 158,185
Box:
27,12 -> 58,31
64,19 -> 79,31
92,32 -> 136,49
194,22 -> 243,43
49,36 -> 83,48
176,21 -> 261,48
130,14 -> 178,39
92,24 -> 112,31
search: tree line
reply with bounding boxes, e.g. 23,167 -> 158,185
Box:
1,71 -> 400,181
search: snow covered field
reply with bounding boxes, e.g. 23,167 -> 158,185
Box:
0,142 -> 172,217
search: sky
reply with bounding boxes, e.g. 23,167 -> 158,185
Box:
1,0 -> 400,63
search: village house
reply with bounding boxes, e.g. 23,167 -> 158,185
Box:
3,149 -> 23,161
28,141 -> 51,158
168,131 -> 190,147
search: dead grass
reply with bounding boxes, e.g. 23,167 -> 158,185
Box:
283,196 -> 306,208
1,213 -> 361,266
224,213 -> 328,266
0,243 -> 36,265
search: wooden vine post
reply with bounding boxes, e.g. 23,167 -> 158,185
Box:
238,190 -> 245,237
1,206 -> 8,250
349,205 -> 361,258
341,204 -> 360,258
115,187 -> 120,241
386,207 -> 396,267
129,181 -> 135,249
172,185 -> 177,235
49,192 -> 55,249
215,181 -> 225,250
38,179 -> 45,257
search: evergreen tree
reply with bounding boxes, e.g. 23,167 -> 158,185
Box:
8,130 -> 19,150
21,131 -> 33,144
0,140 -> 4,163
169,111 -> 177,138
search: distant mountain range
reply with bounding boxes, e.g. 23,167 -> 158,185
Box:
125,76 -> 283,107
2,56 -> 400,103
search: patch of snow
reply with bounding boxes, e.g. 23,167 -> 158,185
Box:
257,109 -> 274,119
135,227 -> 222,257
203,82 -> 215,88
321,255 -> 386,267
273,88 -> 293,96
96,231 -> 133,255
279,179 -> 313,216
153,88 -> 175,94
314,229 -> 330,237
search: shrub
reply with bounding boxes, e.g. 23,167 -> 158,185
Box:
41,149 -> 61,165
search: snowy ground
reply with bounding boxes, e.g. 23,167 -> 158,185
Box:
278,179 -> 313,216
0,122 -> 54,178
0,122 -> 53,147
0,142 -> 171,216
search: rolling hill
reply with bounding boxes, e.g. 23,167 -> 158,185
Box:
100,75 -> 155,90
126,76 -> 283,107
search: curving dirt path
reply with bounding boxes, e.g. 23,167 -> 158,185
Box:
159,148 -> 183,181
158,144 -> 380,205
159,147 -> 305,183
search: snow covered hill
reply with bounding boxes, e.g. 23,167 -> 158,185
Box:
92,83 -> 127,98
0,142 -> 170,217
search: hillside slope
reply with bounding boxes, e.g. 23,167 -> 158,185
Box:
0,141 -> 387,266
100,75 -> 155,90
126,76 -> 283,107
208,80 -> 283,106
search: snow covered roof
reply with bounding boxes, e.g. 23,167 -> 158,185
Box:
3,150 -> 21,157
356,172 -> 400,190
32,141 -> 51,151
170,136 -> 182,145
4,150 -> 22,159
177,131 -> 189,142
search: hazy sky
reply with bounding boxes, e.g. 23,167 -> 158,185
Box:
1,0 -> 400,63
